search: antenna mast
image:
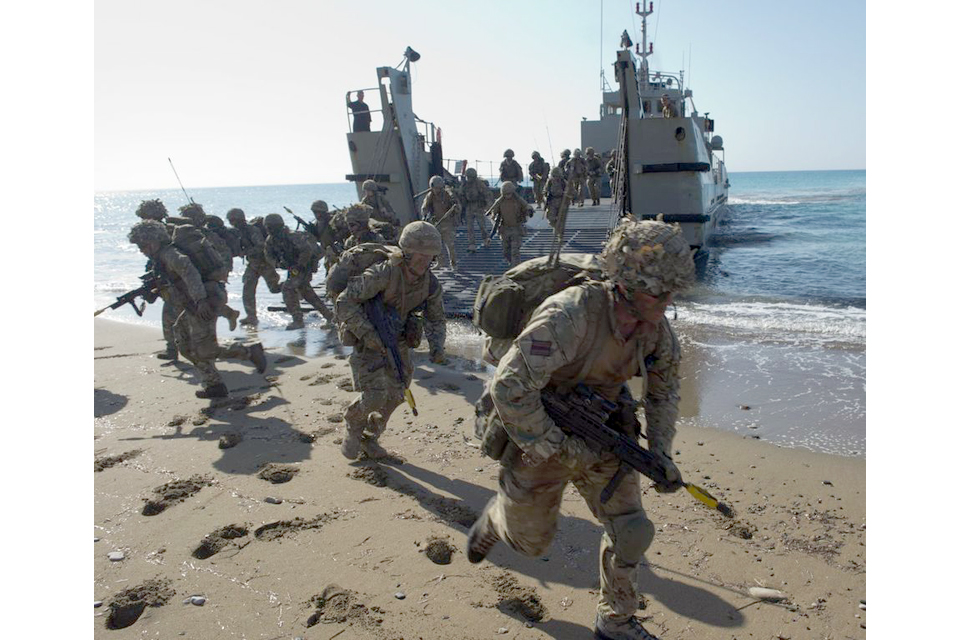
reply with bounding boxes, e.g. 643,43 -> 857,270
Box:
636,1 -> 654,90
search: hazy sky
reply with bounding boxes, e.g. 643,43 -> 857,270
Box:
95,0 -> 865,191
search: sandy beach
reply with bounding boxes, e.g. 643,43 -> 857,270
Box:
93,317 -> 865,639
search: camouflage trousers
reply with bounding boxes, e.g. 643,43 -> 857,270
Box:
161,298 -> 182,354
283,269 -> 333,322
500,226 -> 523,266
464,204 -> 489,249
173,282 -> 254,390
545,201 -> 562,232
241,257 -> 280,320
344,342 -> 413,443
487,450 -> 653,622
532,178 -> 545,206
437,224 -> 458,269
587,176 -> 601,203
574,177 -> 588,204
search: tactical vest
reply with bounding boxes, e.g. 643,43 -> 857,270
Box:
170,225 -> 228,282
326,243 -> 398,299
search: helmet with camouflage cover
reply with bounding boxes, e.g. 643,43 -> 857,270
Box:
178,202 -> 206,225
429,175 -> 444,189
310,200 -> 329,215
531,151 -> 540,159
128,219 -> 171,247
344,203 -> 372,226
362,179 -> 378,193
550,166 -> 562,177
135,199 -> 168,221
264,213 -> 286,233
205,215 -> 225,229
399,221 -> 442,256
500,181 -> 517,195
585,147 -> 595,156
599,216 -> 695,297
573,148 -> 582,157
503,149 -> 514,158
561,149 -> 571,157
465,167 -> 477,179
226,208 -> 245,223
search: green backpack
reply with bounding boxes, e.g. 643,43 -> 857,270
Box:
171,225 -> 229,282
471,253 -> 603,339
325,243 -> 398,300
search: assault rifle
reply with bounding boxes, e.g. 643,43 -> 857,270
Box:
94,272 -> 162,317
540,384 -> 733,516
285,206 -> 319,237
364,293 -> 418,416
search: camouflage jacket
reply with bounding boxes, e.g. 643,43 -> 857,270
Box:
544,176 -> 566,203
264,230 -> 319,273
489,281 -> 681,462
567,156 -> 588,179
235,221 -> 268,261
499,159 -> 523,184
528,158 -> 548,182
344,229 -> 385,250
489,194 -> 531,229
149,243 -> 208,310
336,261 -> 446,357
458,178 -> 491,207
361,192 -> 400,226
586,156 -> 603,177
421,188 -> 460,230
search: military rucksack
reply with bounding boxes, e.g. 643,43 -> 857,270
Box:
325,242 -> 399,299
472,253 -> 603,340
171,225 -> 229,281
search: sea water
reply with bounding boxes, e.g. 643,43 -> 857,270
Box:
93,170 -> 866,457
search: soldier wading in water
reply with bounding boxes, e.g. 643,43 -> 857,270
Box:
469,218 -> 695,640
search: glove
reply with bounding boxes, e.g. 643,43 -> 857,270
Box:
652,450 -> 683,493
196,298 -> 217,321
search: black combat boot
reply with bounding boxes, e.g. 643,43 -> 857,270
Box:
196,383 -> 228,399
249,342 -> 267,374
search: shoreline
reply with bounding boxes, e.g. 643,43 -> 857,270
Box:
94,317 -> 866,639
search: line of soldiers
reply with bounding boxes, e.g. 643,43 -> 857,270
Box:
119,194 -> 699,639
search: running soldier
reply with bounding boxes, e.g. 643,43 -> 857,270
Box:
226,208 -> 281,327
557,149 -> 572,177
585,147 -> 603,206
361,179 -> 400,241
458,167 -> 491,252
263,213 -> 335,330
421,175 -> 461,270
487,181 -> 532,267
468,217 -> 696,640
335,221 -> 447,460
528,151 -> 548,210
543,166 -> 566,232
307,200 -> 343,273
567,149 -> 588,207
128,220 -> 267,398
499,149 -> 523,186
135,199 -> 179,360
343,204 -> 385,250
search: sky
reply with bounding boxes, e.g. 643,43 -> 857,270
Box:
94,0 -> 866,191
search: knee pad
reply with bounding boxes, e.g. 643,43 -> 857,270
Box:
607,512 -> 655,566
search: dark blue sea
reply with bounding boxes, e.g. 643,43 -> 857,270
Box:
93,170 -> 866,457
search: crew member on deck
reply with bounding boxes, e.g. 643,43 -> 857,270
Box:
347,91 -> 372,132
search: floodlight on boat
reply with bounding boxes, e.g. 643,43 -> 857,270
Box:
404,47 -> 421,63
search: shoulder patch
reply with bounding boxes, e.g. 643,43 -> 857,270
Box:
529,339 -> 553,357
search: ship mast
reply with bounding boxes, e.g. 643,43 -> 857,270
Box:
636,1 -> 653,90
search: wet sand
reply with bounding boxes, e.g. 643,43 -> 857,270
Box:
93,317 -> 866,639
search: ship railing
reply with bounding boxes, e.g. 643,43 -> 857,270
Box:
344,88 -> 385,133
440,159 -> 519,186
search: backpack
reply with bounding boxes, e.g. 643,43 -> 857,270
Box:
471,253 -> 603,340
171,225 -> 228,281
325,242 -> 399,299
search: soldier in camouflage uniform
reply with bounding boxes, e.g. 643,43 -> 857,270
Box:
498,149 -> 523,186
467,217 -> 695,640
335,221 -> 447,460
420,175 -> 461,270
567,149 -> 588,207
361,180 -> 400,242
585,147 -> 603,206
135,199 -> 180,360
128,220 -> 267,398
557,149 -> 572,177
542,167 -> 566,232
457,167 -> 491,252
226,208 -> 281,327
343,204 -> 386,249
528,151 -> 548,210
487,181 -> 532,267
263,213 -> 335,330
307,200 -> 343,274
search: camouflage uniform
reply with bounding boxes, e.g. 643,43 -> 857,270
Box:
585,149 -> 603,206
361,189 -> 400,227
264,223 -> 334,326
307,203 -> 343,274
543,169 -> 566,231
499,158 -> 523,185
421,184 -> 461,269
458,172 -> 491,251
567,152 -> 588,206
528,154 -> 548,208
229,215 -> 281,324
487,185 -> 531,267
336,259 -> 446,457
344,228 -> 385,249
557,150 -> 572,178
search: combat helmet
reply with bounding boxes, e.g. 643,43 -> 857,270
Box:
128,219 -> 171,247
573,148 -> 582,157
226,208 -> 245,223
531,151 -> 540,159
178,203 -> 207,226
599,216 -> 695,297
310,200 -> 329,215
501,181 -> 516,195
585,147 -> 595,156
399,221 -> 442,256
561,149 -> 571,158
205,215 -> 225,229
429,175 -> 444,189
135,199 -> 168,221
503,149 -> 514,158
264,213 -> 286,233
362,179 -> 378,193
550,166 -> 562,177
465,167 -> 478,179
344,203 -> 372,227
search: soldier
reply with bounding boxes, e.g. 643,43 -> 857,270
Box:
487,181 -> 532,267
135,199 -> 179,360
585,147 -> 603,207
420,175 -> 461,270
468,217 -> 695,640
226,208 -> 281,327
458,167 -> 491,252
343,204 -> 385,249
567,149 -> 588,207
307,200 -> 343,274
557,149 -> 572,177
336,221 -> 447,460
128,220 -> 267,398
528,151 -> 548,210
542,166 -> 566,232
263,213 -> 335,330
361,180 -> 400,229
204,215 -> 239,276
499,149 -> 523,186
